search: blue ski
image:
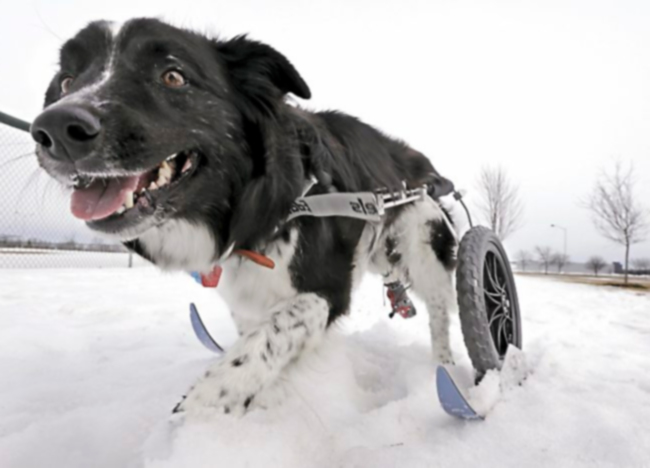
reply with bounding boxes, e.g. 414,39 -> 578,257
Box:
189,303 -> 225,354
436,366 -> 483,420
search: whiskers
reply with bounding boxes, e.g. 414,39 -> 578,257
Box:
0,150 -> 38,172
19,167 -> 48,210
0,154 -> 63,216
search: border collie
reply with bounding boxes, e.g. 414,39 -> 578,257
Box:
31,18 -> 457,416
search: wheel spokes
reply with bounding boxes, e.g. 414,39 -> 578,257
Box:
495,312 -> 512,353
484,289 -> 503,305
493,257 -> 508,293
488,307 -> 505,327
495,318 -> 505,352
485,256 -> 505,294
501,316 -> 514,352
482,250 -> 517,357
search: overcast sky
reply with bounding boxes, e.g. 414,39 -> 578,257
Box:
0,0 -> 649,262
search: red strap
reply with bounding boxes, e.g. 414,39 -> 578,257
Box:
199,250 -> 274,288
200,266 -> 222,287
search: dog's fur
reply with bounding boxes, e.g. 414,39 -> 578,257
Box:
33,19 -> 457,415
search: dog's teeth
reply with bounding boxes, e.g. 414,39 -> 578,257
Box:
124,191 -> 134,209
166,153 -> 178,161
181,158 -> 193,173
149,181 -> 159,191
159,161 -> 173,178
156,160 -> 173,187
115,205 -> 126,215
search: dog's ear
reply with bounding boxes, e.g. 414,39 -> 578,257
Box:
215,36 -> 311,113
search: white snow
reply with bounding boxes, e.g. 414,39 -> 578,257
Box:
1,268 -> 649,468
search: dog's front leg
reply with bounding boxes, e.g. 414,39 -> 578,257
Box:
175,293 -> 329,416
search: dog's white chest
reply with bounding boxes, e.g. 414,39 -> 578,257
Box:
217,232 -> 298,332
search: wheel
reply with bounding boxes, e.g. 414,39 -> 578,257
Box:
455,226 -> 522,377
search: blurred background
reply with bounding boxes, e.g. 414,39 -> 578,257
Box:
1,0 -> 649,274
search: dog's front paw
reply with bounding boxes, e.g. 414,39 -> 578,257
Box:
173,359 -> 262,417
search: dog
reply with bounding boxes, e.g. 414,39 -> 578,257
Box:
31,18 -> 457,416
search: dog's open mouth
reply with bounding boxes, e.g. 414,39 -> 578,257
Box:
70,150 -> 198,222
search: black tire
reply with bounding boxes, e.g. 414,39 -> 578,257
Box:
456,226 -> 522,377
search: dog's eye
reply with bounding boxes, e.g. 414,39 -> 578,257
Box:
161,69 -> 187,88
60,76 -> 74,95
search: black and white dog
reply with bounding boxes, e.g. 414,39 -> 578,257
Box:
32,19 -> 457,415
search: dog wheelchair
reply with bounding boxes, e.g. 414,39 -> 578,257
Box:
192,173 -> 522,379
377,176 -> 523,376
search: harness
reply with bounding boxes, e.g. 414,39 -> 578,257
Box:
192,175 -> 464,320
287,180 -> 429,223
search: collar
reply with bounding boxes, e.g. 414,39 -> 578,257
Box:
197,249 -> 275,288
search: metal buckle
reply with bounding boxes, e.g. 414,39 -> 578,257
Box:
375,183 -> 428,215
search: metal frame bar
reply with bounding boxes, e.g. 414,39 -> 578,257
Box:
376,185 -> 428,215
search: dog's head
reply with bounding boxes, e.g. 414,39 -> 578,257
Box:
32,19 -> 310,265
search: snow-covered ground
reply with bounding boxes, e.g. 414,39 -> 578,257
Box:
1,268 -> 649,468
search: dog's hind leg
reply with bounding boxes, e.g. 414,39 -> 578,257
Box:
383,199 -> 458,364
175,293 -> 329,416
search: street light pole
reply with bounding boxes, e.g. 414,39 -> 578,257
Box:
550,224 -> 568,259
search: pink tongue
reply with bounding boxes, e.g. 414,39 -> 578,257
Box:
71,176 -> 140,221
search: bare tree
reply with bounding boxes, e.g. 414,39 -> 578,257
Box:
585,160 -> 649,283
551,253 -> 570,273
535,246 -> 553,274
515,250 -> 532,272
632,258 -> 650,272
586,256 -> 607,276
475,165 -> 525,241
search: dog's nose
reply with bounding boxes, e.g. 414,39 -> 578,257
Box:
31,105 -> 101,161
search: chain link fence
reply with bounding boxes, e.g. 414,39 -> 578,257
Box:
0,111 -> 147,268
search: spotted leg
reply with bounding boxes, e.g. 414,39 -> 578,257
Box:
175,293 -> 329,416
377,198 -> 457,364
